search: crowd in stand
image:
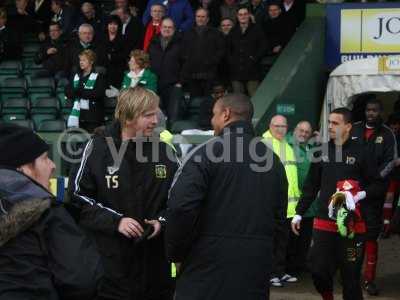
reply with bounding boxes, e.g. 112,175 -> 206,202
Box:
0,0 -> 305,131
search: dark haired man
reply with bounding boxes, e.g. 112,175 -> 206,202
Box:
166,93 -> 287,300
292,107 -> 387,300
350,98 -> 397,295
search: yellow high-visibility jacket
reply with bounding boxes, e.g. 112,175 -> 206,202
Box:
262,130 -> 301,218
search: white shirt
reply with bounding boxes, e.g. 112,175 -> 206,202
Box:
284,1 -> 294,12
122,17 -> 131,35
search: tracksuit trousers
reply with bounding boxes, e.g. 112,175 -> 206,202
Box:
309,230 -> 365,300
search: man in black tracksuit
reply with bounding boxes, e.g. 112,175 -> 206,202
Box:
292,108 -> 387,300
350,98 -> 397,295
166,93 -> 288,300
69,87 -> 178,300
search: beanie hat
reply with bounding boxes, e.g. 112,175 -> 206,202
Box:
0,124 -> 49,168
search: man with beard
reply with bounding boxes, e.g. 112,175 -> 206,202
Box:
350,98 -> 397,296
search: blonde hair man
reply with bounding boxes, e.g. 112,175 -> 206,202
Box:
69,86 -> 178,300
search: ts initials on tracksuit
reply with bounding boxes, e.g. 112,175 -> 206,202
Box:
69,121 -> 179,300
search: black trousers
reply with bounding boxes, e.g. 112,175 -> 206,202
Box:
310,230 -> 365,300
271,219 -> 290,278
286,217 -> 313,274
159,85 -> 182,127
184,79 -> 213,98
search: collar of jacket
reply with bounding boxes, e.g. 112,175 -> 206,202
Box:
0,168 -> 52,247
218,120 -> 255,137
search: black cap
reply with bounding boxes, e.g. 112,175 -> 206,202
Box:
0,124 -> 49,168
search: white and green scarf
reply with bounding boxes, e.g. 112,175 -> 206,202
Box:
67,73 -> 98,128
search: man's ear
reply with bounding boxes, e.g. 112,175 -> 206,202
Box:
346,122 -> 352,133
223,107 -> 231,123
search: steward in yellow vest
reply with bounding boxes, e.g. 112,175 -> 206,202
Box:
262,130 -> 301,218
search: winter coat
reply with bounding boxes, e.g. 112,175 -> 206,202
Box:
149,34 -> 183,90
65,70 -> 106,124
121,68 -> 158,92
65,38 -> 107,75
166,120 -> 287,300
102,33 -> 129,88
350,120 -> 397,238
69,121 -> 179,299
227,23 -> 268,81
34,37 -> 67,74
181,26 -> 225,82
263,13 -> 296,54
0,168 -> 103,300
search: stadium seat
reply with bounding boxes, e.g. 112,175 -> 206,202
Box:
30,97 -> 59,115
38,119 -> 66,132
1,78 -> 27,100
30,92 -> 54,104
59,93 -> 72,111
0,60 -> 22,76
1,114 -> 27,122
3,119 -> 34,130
28,77 -> 55,95
31,113 -> 57,130
56,78 -> 69,93
1,98 -> 29,115
23,58 -> 47,79
23,44 -> 40,59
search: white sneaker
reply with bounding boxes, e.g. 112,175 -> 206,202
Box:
270,277 -> 283,287
281,274 -> 298,283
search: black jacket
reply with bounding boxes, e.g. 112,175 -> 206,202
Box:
227,23 -> 268,81
69,121 -> 179,299
101,33 -> 129,88
351,120 -> 397,179
65,38 -> 107,75
166,121 -> 287,300
0,168 -> 103,300
180,26 -> 225,82
0,26 -> 22,61
350,120 -> 397,238
53,6 -> 76,36
34,37 -> 67,74
123,16 -> 144,52
149,34 -> 183,90
65,71 -> 106,123
76,15 -> 106,35
296,139 -> 388,221
263,14 -> 296,54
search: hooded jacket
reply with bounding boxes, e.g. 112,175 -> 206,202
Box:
0,168 -> 102,300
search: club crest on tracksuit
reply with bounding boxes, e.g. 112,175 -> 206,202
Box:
155,165 -> 167,179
